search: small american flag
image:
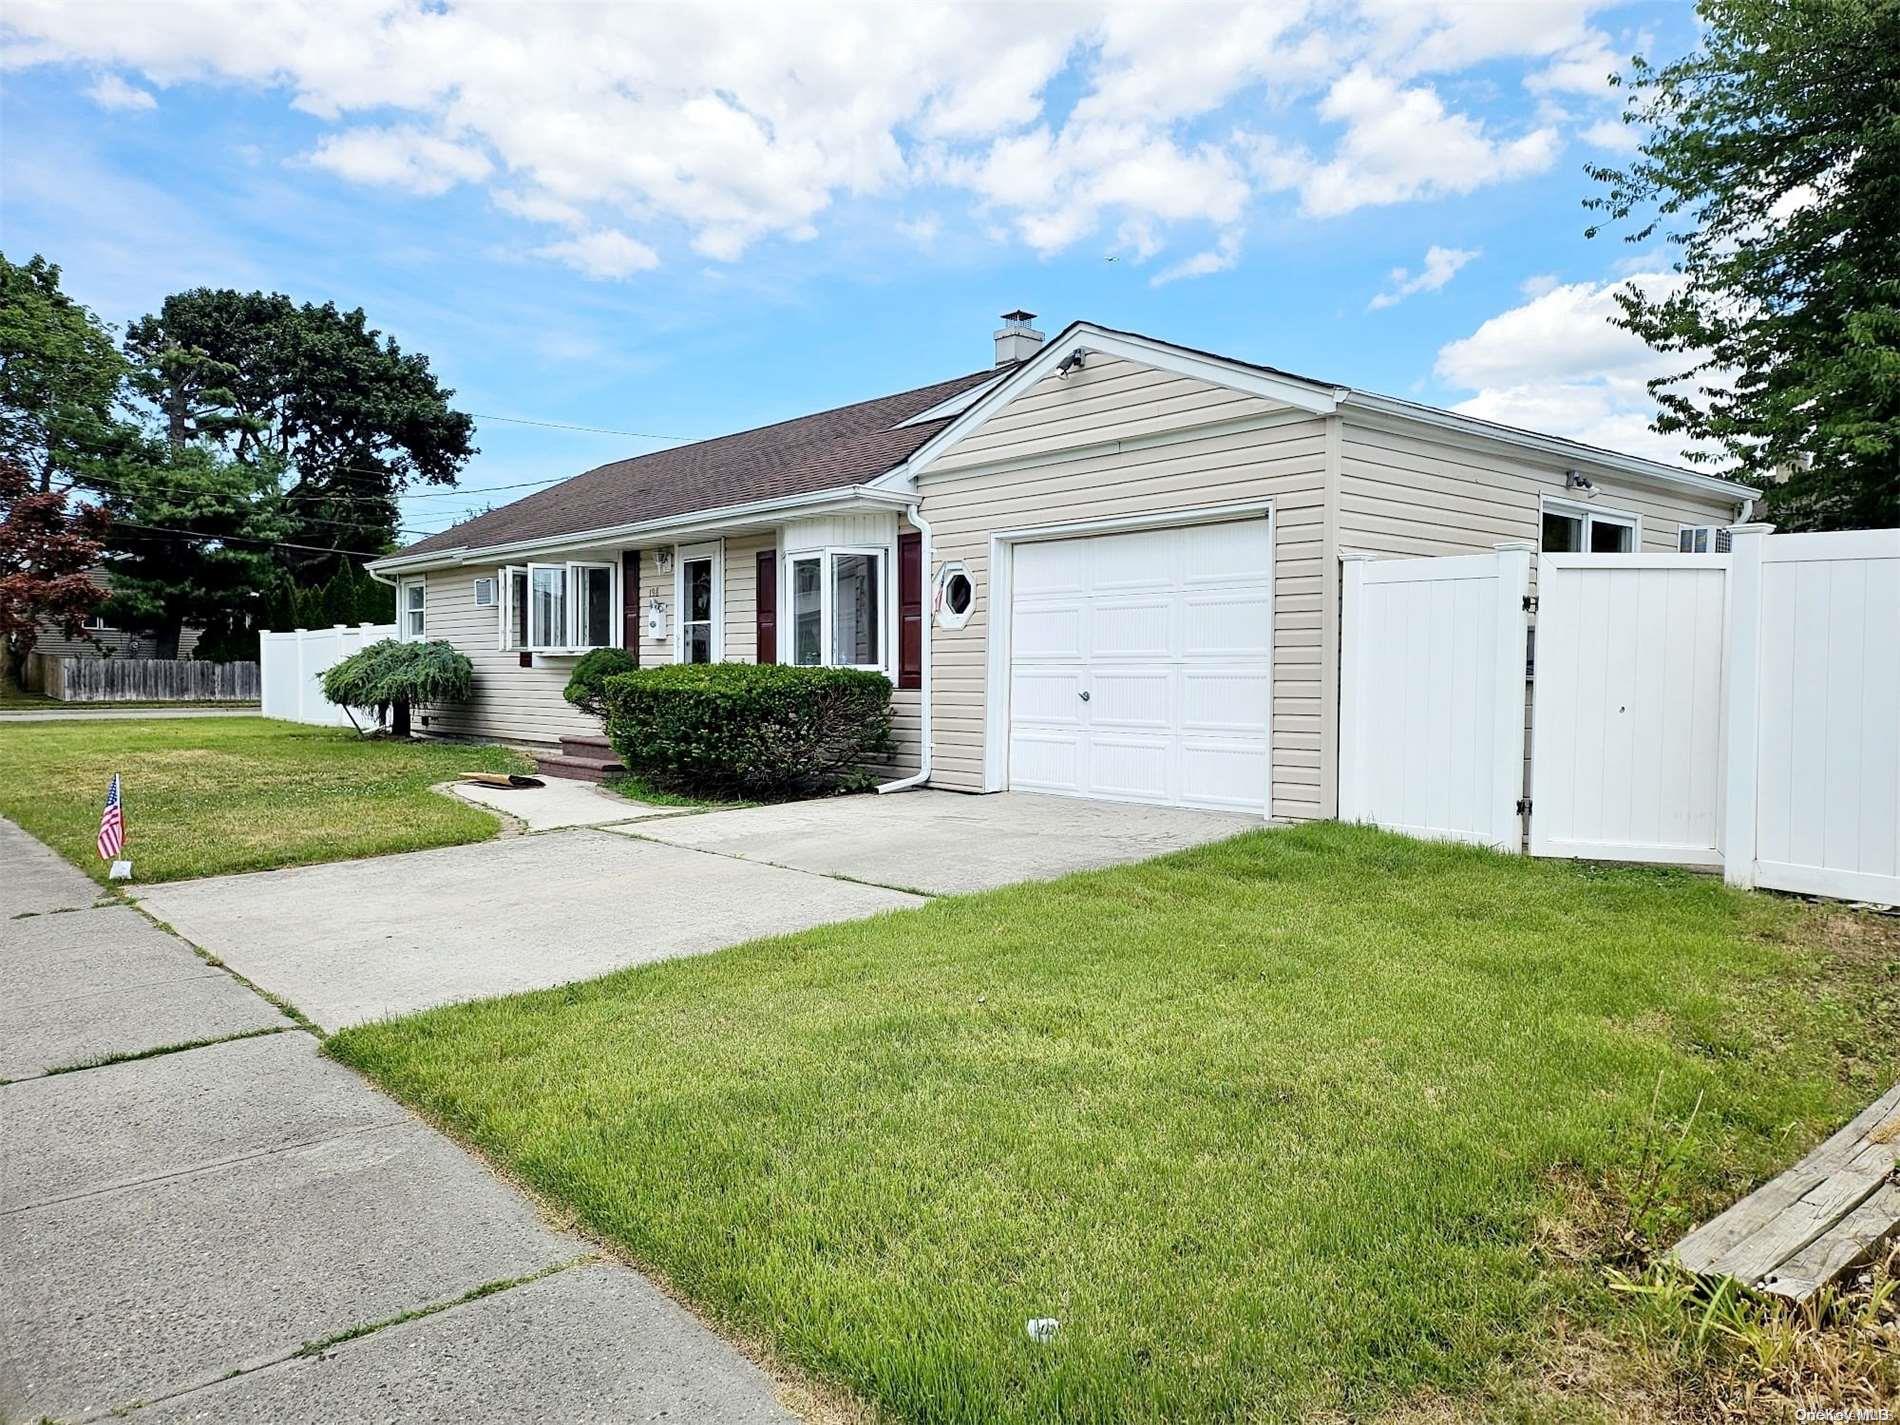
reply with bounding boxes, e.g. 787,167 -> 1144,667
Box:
97,774 -> 125,862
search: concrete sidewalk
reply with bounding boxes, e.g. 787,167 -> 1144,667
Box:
0,817 -> 797,1424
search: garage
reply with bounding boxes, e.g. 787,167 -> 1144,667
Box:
1004,515 -> 1273,814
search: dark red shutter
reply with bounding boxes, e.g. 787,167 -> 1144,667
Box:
622,549 -> 641,666
897,530 -> 922,690
756,549 -> 777,663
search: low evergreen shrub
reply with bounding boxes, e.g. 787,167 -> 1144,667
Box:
602,662 -> 893,797
563,647 -> 637,719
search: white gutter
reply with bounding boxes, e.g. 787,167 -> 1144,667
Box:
878,502 -> 933,795
370,484 -> 917,577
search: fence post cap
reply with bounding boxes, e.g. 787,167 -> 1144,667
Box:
1492,539 -> 1537,552
1728,522 -> 1776,537
1338,549 -> 1380,562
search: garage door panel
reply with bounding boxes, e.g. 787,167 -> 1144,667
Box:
1010,667 -> 1085,724
1180,739 -> 1269,810
1089,528 -> 1176,590
1183,667 -> 1270,731
1087,735 -> 1172,801
1014,540 -> 1087,596
1010,731 -> 1082,794
1088,667 -> 1171,728
1183,518 -> 1274,585
1013,603 -> 1084,659
1090,598 -> 1172,658
1182,591 -> 1273,658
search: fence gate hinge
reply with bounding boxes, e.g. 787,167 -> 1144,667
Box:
1521,595 -> 1539,613
1516,797 -> 1532,817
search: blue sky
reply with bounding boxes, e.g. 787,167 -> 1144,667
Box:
0,1 -> 1703,547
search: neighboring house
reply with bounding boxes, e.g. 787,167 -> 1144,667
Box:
369,313 -> 1757,823
31,571 -> 202,660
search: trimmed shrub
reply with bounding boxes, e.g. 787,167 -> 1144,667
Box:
602,663 -> 893,798
321,638 -> 472,736
563,646 -> 637,719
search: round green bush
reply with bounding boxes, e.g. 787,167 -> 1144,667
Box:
602,662 -> 894,798
563,646 -> 637,719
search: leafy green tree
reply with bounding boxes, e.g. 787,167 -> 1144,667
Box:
95,442 -> 290,659
124,290 -> 476,570
0,254 -> 136,492
1586,0 -> 1900,531
318,561 -> 359,626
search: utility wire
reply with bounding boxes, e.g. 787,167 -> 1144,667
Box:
467,411 -> 696,441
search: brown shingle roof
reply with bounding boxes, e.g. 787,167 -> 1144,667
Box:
395,366 -> 1003,559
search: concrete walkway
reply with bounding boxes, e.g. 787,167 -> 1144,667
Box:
0,819 -> 795,1424
443,776 -> 689,830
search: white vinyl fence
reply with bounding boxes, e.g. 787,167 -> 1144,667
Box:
259,623 -> 395,727
1338,544 -> 1530,850
1338,525 -> 1900,905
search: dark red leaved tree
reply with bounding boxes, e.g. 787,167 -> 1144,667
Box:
0,456 -> 109,688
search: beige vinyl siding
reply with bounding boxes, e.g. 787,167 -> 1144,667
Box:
722,533 -> 772,663
929,356 -> 1289,475
416,564 -> 596,744
1337,419 -> 1743,558
919,357 -> 1330,821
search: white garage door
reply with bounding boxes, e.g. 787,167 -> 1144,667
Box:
1007,516 -> 1273,813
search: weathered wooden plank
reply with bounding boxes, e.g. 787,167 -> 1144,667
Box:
46,657 -> 260,703
1673,1082 -> 1900,1301
1764,1181 -> 1900,1301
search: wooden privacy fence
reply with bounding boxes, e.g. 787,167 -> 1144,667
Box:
31,653 -> 259,703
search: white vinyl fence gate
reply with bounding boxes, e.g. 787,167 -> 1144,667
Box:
1338,526 -> 1900,905
259,623 -> 396,727
1337,545 -> 1529,850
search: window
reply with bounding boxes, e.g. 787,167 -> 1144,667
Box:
935,562 -> 975,630
501,566 -> 529,650
472,576 -> 497,608
400,579 -> 426,639
1541,498 -> 1637,554
784,548 -> 888,670
674,542 -> 722,664
791,556 -> 822,665
85,614 -> 110,631
1678,525 -> 1733,554
513,561 -> 617,652
831,552 -> 881,667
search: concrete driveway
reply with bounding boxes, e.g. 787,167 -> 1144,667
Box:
134,790 -> 1255,1031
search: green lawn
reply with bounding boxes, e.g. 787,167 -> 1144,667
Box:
330,824 -> 1898,1422
0,716 -> 531,883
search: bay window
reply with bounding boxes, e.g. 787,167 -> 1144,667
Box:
500,561 -> 617,653
786,548 -> 887,671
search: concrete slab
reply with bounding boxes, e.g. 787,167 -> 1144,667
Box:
0,1118 -> 585,1422
5,904 -> 219,1008
0,816 -> 99,917
0,970 -> 288,1080
0,1032 -> 399,1211
624,789 -> 1260,894
131,1262 -> 796,1424
443,776 -> 684,830
136,829 -> 924,1029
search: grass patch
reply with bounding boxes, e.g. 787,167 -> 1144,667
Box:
602,771 -> 756,810
0,717 -> 532,883
330,824 -> 1900,1422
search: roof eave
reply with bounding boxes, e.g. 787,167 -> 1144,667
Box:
1340,392 -> 1763,503
369,483 -> 916,574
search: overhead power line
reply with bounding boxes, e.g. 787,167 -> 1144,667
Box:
468,411 -> 697,441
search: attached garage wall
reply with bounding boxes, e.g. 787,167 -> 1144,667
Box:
919,357 -> 1330,821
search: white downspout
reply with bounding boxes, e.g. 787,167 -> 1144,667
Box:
878,502 -> 932,794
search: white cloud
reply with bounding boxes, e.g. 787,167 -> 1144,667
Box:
1255,69 -> 1560,217
1434,271 -> 1721,464
1527,33 -> 1621,96
1152,231 -> 1242,286
1368,244 -> 1477,309
534,228 -> 660,280
6,0 -> 1623,278
84,73 -> 155,110
308,126 -> 490,196
896,213 -> 942,247
1582,118 -> 1642,152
